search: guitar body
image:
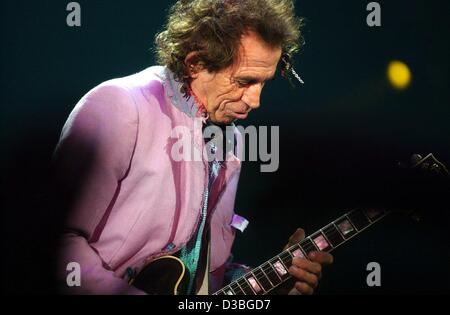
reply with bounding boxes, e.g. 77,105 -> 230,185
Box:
131,256 -> 188,295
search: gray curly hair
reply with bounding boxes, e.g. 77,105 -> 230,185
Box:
154,0 -> 304,91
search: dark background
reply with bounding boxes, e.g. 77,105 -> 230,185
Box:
2,0 -> 449,294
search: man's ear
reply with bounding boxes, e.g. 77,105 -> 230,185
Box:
184,52 -> 204,79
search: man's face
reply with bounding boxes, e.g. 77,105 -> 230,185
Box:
190,31 -> 282,125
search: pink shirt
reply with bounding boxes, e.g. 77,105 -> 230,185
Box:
54,66 -> 243,294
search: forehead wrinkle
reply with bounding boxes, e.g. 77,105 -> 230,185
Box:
237,50 -> 277,69
230,35 -> 280,75
235,67 -> 276,82
232,48 -> 281,82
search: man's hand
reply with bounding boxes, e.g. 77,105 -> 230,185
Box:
280,228 -> 334,295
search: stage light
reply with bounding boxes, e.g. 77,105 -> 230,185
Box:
387,60 -> 411,90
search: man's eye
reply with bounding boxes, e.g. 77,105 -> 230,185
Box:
236,80 -> 257,87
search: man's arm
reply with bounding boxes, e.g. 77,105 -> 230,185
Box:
52,83 -> 145,294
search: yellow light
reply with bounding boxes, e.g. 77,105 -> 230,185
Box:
387,60 -> 411,90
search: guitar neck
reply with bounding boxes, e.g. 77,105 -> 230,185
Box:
214,208 -> 389,295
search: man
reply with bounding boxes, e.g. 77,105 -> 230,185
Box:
53,0 -> 333,295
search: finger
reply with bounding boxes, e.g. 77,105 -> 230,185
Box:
289,265 -> 319,289
289,228 -> 305,244
288,287 -> 302,295
294,281 -> 314,295
309,251 -> 334,265
284,228 -> 305,250
292,257 -> 322,276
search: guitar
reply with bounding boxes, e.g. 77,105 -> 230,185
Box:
130,153 -> 449,295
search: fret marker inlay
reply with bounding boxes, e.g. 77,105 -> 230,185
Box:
273,260 -> 288,276
337,219 -> 354,235
313,234 -> 329,250
247,277 -> 262,293
292,248 -> 305,258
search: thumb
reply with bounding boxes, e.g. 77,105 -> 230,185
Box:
284,228 -> 305,250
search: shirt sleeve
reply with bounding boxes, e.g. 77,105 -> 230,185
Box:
52,83 -> 145,294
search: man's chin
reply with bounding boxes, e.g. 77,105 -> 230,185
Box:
209,115 -> 237,126
220,112 -> 250,125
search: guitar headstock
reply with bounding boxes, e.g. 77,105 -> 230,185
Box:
393,153 -> 449,221
399,153 -> 450,178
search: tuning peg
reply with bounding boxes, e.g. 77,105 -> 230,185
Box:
429,163 -> 441,175
410,154 -> 423,165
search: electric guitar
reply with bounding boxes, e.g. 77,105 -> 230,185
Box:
130,153 -> 449,295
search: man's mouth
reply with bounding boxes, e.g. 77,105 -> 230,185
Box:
225,106 -> 250,120
227,110 -> 248,120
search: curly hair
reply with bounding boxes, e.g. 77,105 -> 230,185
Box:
155,0 -> 304,90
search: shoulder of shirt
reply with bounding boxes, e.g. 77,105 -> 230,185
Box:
92,65 -> 167,97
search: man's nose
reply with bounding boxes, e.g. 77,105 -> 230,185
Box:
242,83 -> 263,110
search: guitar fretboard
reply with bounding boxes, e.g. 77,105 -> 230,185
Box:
213,208 -> 389,295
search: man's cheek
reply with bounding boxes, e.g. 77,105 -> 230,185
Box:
216,107 -> 229,119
